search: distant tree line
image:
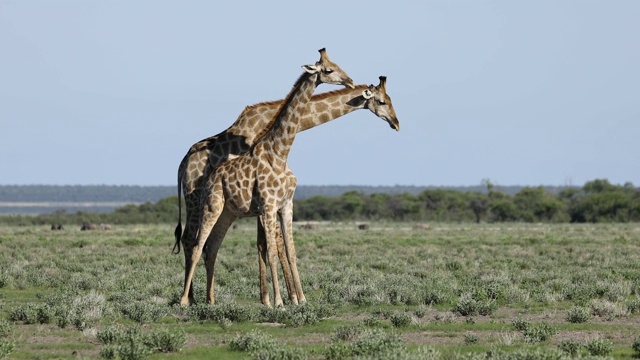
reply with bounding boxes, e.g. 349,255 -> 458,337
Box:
0,185 -> 174,202
294,179 -> 640,223
0,179 -> 638,226
0,197 -> 179,226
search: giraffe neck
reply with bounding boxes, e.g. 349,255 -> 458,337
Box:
260,72 -> 318,165
297,85 -> 368,131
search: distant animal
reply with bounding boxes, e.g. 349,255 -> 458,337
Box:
358,224 -> 369,230
413,223 -> 430,230
81,223 -> 98,231
100,224 -> 112,230
299,223 -> 315,230
51,224 -> 64,230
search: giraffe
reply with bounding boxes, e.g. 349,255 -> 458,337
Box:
174,77 -> 400,306
179,48 -> 354,306
256,76 -> 400,306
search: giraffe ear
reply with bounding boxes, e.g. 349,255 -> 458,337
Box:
362,89 -> 374,99
302,64 -> 318,74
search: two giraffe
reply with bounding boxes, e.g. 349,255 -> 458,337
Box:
174,79 -> 399,306
175,48 -> 399,306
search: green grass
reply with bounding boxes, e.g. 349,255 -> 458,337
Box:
1,222 -> 640,359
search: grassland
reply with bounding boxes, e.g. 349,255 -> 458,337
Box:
1,222 -> 639,359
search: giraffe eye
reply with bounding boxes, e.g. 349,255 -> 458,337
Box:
323,69 -> 334,74
376,100 -> 386,105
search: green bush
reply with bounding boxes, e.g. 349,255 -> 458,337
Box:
585,338 -> 613,356
117,328 -> 153,360
332,324 -> 364,342
230,329 -> 278,353
390,312 -> 412,328
558,339 -> 581,356
511,318 -> 557,343
463,333 -> 479,345
627,298 -> 640,314
8,303 -> 40,324
188,302 -> 254,324
351,328 -> 404,356
0,320 -> 12,339
146,327 -> 186,353
632,337 -> 640,356
0,338 -> 16,359
120,301 -> 168,324
566,306 -> 590,323
511,317 -> 530,332
453,293 -> 497,316
229,329 -> 271,352
97,325 -> 123,345
98,326 -> 183,358
67,290 -> 108,330
325,341 -> 351,360
256,303 -> 333,328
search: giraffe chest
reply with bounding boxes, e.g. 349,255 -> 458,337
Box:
223,167 -> 291,217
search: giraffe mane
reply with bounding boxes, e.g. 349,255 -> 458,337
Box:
251,72 -> 311,143
308,84 -> 367,101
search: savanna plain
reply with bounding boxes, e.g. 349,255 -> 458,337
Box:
1,222 -> 640,359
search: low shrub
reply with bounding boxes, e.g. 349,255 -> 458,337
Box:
627,298 -> 640,314
511,318 -> 557,343
97,325 -> 123,345
230,329 -> 285,358
632,337 -> 640,356
585,338 -> 613,356
0,338 -> 16,359
98,326 -> 184,359
188,302 -> 253,324
390,312 -> 412,328
558,339 -> 582,356
0,320 -> 12,338
463,332 -> 479,345
120,301 -> 168,324
566,306 -> 590,323
146,327 -> 186,353
67,291 -> 108,330
9,303 -> 44,324
230,329 -> 277,352
332,324 -> 364,342
589,299 -> 626,320
351,328 -> 404,356
454,293 -> 497,316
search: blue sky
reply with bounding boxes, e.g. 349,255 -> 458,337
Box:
1,1 -> 638,187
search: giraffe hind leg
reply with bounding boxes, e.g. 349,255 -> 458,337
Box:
180,189 -> 224,305
203,209 -> 236,304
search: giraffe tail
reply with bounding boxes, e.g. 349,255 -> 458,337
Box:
172,159 -> 185,255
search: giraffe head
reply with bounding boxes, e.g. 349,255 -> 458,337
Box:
361,76 -> 400,131
302,48 -> 355,89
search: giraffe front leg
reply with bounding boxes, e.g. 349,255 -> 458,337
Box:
262,211 -> 284,307
281,201 -> 306,303
276,216 -> 297,304
258,217 -> 296,306
257,218 -> 271,307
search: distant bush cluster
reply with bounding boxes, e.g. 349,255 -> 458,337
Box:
0,178 -> 638,226
295,178 -> 640,223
